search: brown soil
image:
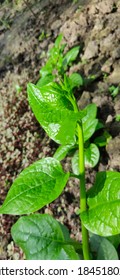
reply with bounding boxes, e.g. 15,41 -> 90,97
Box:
0,0 -> 120,259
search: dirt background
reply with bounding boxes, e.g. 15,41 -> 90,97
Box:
0,0 -> 120,259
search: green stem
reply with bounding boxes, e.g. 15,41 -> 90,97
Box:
70,94 -> 90,259
77,122 -> 90,260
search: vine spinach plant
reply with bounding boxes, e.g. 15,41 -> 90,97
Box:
1,35 -> 120,260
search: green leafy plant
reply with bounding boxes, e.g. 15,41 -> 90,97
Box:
94,130 -> 112,147
115,114 -> 120,122
38,30 -> 46,41
0,35 -> 120,260
109,85 -> 120,98
38,30 -> 50,42
0,17 -> 11,30
15,84 -> 23,94
72,0 -> 78,3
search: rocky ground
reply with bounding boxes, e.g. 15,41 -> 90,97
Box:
0,0 -> 120,259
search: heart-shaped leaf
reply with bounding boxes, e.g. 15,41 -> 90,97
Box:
0,157 -> 69,215
11,214 -> 80,260
81,171 -> 120,236
27,82 -> 80,145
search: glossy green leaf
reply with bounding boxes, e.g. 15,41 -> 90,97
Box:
62,46 -> 80,69
82,103 -> 98,142
0,157 -> 69,215
83,119 -> 98,142
85,143 -> 100,168
40,62 -> 53,78
55,34 -> 63,48
48,48 -> 60,65
81,171 -> 120,236
63,74 -> 72,92
37,75 -> 54,87
11,214 -> 79,260
69,73 -> 83,89
53,144 -> 74,161
27,82 -> 80,145
62,73 -> 84,93
90,233 -> 118,260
